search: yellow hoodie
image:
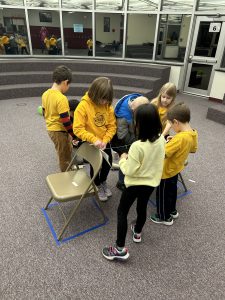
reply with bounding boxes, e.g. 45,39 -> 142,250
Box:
73,92 -> 116,144
162,129 -> 198,179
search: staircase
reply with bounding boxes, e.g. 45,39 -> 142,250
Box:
0,59 -> 170,100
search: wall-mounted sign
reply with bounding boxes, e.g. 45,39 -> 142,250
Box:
73,24 -> 83,33
209,23 -> 221,33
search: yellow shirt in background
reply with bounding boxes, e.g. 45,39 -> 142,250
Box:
73,92 -> 116,144
162,130 -> 198,179
42,89 -> 70,131
151,98 -> 168,130
119,136 -> 165,187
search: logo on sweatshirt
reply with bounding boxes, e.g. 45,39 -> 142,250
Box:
94,112 -> 106,127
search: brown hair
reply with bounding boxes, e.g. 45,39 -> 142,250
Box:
167,102 -> 191,123
88,77 -> 113,105
52,65 -> 72,84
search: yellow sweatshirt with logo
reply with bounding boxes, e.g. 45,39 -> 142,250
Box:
162,129 -> 198,179
73,92 -> 116,144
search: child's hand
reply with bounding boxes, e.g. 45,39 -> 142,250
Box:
94,140 -> 103,149
166,136 -> 173,143
100,142 -> 106,150
120,153 -> 128,160
72,139 -> 79,147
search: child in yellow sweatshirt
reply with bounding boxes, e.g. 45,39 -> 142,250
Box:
150,102 -> 198,225
73,77 -> 116,201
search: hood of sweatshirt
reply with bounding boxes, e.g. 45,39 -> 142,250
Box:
114,93 -> 142,123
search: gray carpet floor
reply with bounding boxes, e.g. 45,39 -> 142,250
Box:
0,93 -> 225,299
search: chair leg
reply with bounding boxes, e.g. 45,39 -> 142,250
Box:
57,197 -> 84,240
45,196 -> 53,210
92,184 -> 107,222
178,173 -> 188,192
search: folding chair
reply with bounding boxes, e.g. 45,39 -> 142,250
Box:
44,142 -> 106,241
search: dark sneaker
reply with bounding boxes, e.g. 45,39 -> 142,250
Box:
170,210 -> 179,219
131,224 -> 141,243
102,245 -> 129,261
150,213 -> 173,226
116,181 -> 126,191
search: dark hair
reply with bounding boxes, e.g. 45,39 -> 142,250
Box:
52,65 -> 72,84
68,99 -> 80,111
88,77 -> 113,105
135,103 -> 162,142
167,102 -> 190,123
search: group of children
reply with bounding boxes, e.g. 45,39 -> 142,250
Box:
41,65 -> 198,261
0,33 -> 29,55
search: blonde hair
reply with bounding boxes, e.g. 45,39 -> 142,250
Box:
88,77 -> 113,105
129,96 -> 149,111
152,82 -> 177,109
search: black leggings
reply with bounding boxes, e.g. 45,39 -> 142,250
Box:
116,185 -> 154,247
90,145 -> 112,186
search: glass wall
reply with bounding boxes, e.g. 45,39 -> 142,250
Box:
62,0 -> 92,9
96,0 -> 125,11
126,14 -> 156,60
0,0 -> 224,65
128,0 -> 158,11
156,14 -> 191,62
62,11 -> 92,56
197,0 -> 225,11
95,13 -> 123,58
0,8 -> 29,55
162,0 -> 194,11
28,9 -> 61,55
26,0 -> 59,8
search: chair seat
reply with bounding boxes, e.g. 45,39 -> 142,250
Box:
46,170 -> 95,202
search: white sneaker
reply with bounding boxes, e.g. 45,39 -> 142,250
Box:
97,185 -> 108,202
102,181 -> 112,197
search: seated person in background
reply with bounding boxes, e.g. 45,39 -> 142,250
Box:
49,35 -> 57,55
17,35 -> 29,55
2,34 -> 10,54
111,93 -> 149,191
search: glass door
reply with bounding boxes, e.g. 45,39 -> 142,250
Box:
184,16 -> 225,96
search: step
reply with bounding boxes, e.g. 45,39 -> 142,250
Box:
0,59 -> 170,79
0,82 -> 153,100
0,71 -> 161,90
206,104 -> 225,125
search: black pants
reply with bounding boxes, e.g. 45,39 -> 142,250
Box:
116,185 -> 154,248
90,145 -> 112,186
156,174 -> 178,220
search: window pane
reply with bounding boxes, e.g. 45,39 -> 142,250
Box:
62,0 -> 92,9
26,0 -> 59,8
194,22 -> 221,57
197,0 -> 225,11
28,9 -> 61,55
156,15 -> 191,62
62,11 -> 92,56
126,14 -> 156,60
0,0 -> 24,5
162,0 -> 194,11
128,0 -> 159,11
0,8 -> 29,56
96,0 -> 125,10
95,13 -> 123,58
